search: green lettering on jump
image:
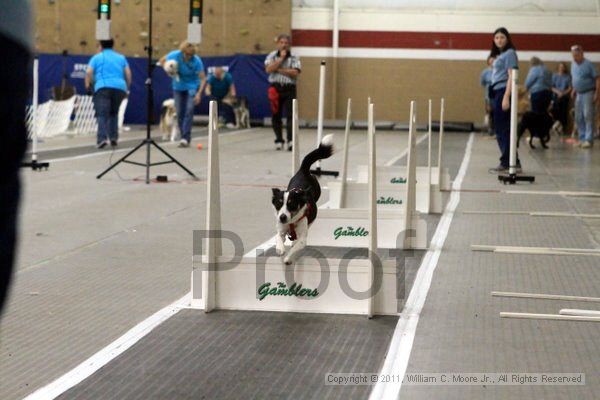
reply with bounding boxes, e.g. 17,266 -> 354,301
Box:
333,226 -> 369,240
390,177 -> 407,184
377,196 -> 403,205
258,282 -> 318,301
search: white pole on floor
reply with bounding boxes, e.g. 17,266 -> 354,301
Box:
31,57 -> 39,163
559,309 -> 600,317
339,98 -> 352,208
401,101 -> 417,249
426,99 -> 432,213
315,60 -> 326,169
492,291 -> 600,303
500,312 -> 600,322
368,102 -> 377,318
203,100 -> 222,312
508,69 -> 519,175
292,99 -> 300,175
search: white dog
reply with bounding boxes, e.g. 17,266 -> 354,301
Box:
160,98 -> 180,142
163,59 -> 180,82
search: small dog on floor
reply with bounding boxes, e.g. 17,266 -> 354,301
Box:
160,98 -> 180,142
272,134 -> 334,265
517,111 -> 553,149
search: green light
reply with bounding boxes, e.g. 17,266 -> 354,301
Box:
100,4 -> 109,13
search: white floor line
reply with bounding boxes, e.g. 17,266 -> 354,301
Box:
384,133 -> 428,166
369,132 -> 475,400
22,293 -> 191,400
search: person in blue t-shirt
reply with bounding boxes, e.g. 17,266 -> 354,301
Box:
489,27 -> 520,172
479,55 -> 495,135
551,62 -> 572,132
85,39 -> 132,148
159,41 -> 207,147
525,57 -> 552,114
205,67 -> 237,127
570,45 -> 599,148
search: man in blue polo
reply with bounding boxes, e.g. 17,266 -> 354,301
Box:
570,45 -> 599,148
205,67 -> 236,127
86,39 -> 131,148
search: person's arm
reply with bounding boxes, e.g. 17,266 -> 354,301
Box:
502,68 -> 512,111
158,54 -> 168,67
265,51 -> 287,73
195,71 -> 207,104
229,82 -> 237,97
594,76 -> 600,102
124,66 -> 132,91
524,69 -> 535,91
277,68 -> 300,78
85,67 -> 94,92
205,82 -> 212,96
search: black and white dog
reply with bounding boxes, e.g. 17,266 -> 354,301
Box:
272,134 -> 334,265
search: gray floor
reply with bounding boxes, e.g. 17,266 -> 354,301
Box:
2,126 -> 599,400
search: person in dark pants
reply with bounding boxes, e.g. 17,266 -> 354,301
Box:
489,27 -> 520,172
525,56 -> 553,114
265,34 -> 302,151
85,39 -> 132,149
551,62 -> 572,133
0,3 -> 31,318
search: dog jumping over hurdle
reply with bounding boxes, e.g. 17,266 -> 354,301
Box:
272,134 -> 334,265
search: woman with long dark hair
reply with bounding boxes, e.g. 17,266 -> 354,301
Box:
489,27 -> 520,171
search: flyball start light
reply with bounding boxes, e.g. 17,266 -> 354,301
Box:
96,0 -> 112,40
188,0 -> 203,44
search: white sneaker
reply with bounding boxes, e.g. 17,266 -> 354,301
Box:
226,123 -> 236,129
581,141 -> 592,149
178,139 -> 189,148
275,142 -> 283,150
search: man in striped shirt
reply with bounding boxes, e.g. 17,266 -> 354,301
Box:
265,34 -> 301,151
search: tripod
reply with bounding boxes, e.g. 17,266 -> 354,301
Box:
96,0 -> 198,183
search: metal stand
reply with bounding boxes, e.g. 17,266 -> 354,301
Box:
22,57 -> 50,171
97,0 -> 197,183
499,68 -> 535,185
310,61 -> 339,178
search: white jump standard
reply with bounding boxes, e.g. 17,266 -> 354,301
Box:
191,101 -> 401,317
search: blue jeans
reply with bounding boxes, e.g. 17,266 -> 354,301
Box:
93,88 -> 126,144
173,90 -> 196,142
575,91 -> 595,143
492,88 -> 519,167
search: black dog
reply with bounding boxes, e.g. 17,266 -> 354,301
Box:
517,111 -> 553,149
272,134 -> 333,264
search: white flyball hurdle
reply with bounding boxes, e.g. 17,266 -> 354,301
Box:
191,101 -> 401,316
307,101 -> 427,250
351,98 -> 450,215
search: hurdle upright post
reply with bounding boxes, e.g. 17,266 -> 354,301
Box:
292,99 -> 300,175
339,98 -> 352,208
22,57 -> 50,171
367,102 -> 377,318
427,99 -> 432,213
203,100 -> 222,312
310,60 -> 338,177
437,98 -> 445,186
402,101 -> 417,249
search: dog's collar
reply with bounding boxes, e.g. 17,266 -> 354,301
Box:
287,203 -> 312,241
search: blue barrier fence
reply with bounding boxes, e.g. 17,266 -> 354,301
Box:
36,53 -> 271,124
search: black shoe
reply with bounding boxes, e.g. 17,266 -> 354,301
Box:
110,140 -> 118,147
489,164 -> 508,173
287,143 -> 293,152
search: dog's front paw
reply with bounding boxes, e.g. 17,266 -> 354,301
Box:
283,255 -> 293,265
276,245 -> 285,256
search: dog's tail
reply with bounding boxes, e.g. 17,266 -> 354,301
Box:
300,134 -> 334,173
